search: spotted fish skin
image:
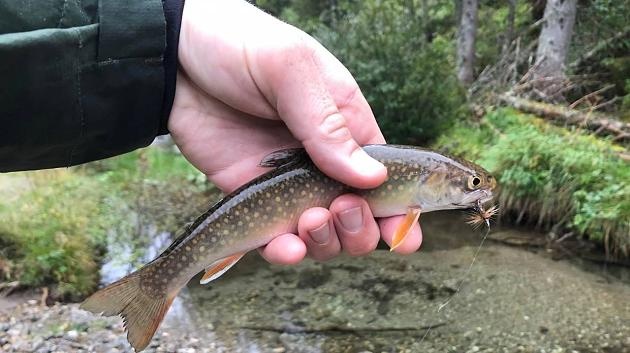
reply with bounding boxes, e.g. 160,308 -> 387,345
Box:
80,144 -> 496,352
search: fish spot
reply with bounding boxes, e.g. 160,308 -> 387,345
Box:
223,230 -> 229,235
275,196 -> 281,202
387,185 -> 393,190
398,185 -> 404,191
199,246 -> 206,252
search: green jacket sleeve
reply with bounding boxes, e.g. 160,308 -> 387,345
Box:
0,0 -> 174,172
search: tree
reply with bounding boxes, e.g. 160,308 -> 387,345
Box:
456,0 -> 479,86
533,0 -> 577,88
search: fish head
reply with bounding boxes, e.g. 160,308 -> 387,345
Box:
411,154 -> 497,212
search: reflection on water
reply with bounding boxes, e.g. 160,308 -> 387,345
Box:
100,228 -> 172,285
100,212 -> 630,352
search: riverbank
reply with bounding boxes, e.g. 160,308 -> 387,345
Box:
2,214 -> 629,353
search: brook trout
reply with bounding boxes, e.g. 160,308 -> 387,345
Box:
81,145 -> 496,351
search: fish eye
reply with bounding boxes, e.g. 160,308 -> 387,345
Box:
468,175 -> 482,189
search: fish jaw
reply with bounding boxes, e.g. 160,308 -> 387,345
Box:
453,189 -> 494,208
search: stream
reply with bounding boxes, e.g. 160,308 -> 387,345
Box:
100,211 -> 630,353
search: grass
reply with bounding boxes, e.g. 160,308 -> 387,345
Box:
0,145 -> 212,300
435,108 -> 630,257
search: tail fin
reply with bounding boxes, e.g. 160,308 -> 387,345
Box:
80,263 -> 179,352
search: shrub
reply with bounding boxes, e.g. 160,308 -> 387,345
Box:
309,0 -> 466,144
435,108 -> 630,256
0,146 -> 210,299
0,171 -> 109,299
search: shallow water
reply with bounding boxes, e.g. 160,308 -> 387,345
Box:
101,212 -> 630,352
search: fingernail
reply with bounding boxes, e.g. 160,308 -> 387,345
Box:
338,206 -> 363,233
351,149 -> 385,176
309,222 -> 330,245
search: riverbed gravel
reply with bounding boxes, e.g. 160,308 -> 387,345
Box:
2,242 -> 629,353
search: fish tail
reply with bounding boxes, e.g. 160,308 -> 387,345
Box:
80,260 -> 180,352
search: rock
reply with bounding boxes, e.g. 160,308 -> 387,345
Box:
176,348 -> 196,353
65,330 -> 79,341
6,328 -> 20,337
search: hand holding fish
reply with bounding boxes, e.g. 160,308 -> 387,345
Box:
80,2 -> 498,351
168,0 -> 422,265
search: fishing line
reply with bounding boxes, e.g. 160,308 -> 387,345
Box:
418,225 -> 491,344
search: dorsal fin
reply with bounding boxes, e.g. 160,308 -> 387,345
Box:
259,148 -> 307,168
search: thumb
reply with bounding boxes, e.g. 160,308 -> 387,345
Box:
299,111 -> 387,189
253,36 -> 387,188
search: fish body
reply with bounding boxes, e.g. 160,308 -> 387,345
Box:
81,145 -> 496,351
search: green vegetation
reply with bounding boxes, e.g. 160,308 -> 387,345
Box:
272,0 -> 466,144
436,108 -> 630,256
2,0 -> 629,299
0,146 -> 211,299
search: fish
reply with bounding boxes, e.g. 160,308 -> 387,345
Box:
80,144 -> 497,351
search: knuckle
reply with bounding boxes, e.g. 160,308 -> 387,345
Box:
318,113 -> 352,143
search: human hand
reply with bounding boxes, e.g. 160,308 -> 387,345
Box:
168,0 -> 422,264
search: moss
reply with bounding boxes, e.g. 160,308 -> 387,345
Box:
435,108 -> 630,256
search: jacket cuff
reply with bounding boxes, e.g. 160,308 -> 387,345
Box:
160,0 -> 185,135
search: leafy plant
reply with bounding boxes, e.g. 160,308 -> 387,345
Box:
436,108 -> 630,256
0,146 -> 212,299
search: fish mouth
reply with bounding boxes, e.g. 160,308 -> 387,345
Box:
452,189 -> 494,208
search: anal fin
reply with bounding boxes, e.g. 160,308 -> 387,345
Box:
390,207 -> 421,251
200,253 -> 246,284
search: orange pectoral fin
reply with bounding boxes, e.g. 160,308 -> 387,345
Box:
200,252 -> 246,284
390,207 -> 421,252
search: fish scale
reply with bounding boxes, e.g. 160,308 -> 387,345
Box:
80,144 -> 497,352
